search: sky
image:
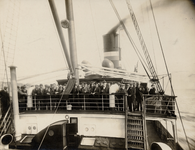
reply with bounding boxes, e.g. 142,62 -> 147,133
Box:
0,0 -> 195,106
0,0 -> 195,148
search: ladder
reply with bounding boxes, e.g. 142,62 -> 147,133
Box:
126,112 -> 147,150
125,0 -> 163,92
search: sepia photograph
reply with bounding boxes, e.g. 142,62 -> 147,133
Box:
0,0 -> 195,149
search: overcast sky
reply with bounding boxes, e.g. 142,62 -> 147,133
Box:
0,1 -> 195,144
0,0 -> 195,101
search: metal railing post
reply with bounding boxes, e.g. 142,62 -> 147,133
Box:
34,96 -> 37,110
124,94 -> 128,149
84,94 -> 86,110
102,95 -> 104,111
50,95 -> 52,110
123,95 -> 124,111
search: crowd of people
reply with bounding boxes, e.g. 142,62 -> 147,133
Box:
16,81 -> 156,111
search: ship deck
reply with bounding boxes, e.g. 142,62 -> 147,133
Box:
19,110 -> 176,121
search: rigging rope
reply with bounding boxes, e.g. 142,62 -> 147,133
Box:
0,29 -> 9,89
149,0 -> 191,149
125,0 -> 163,92
146,0 -> 158,74
109,0 -> 151,79
89,0 -> 102,64
0,0 -> 20,86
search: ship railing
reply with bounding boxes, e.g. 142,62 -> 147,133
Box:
18,93 -> 127,112
142,94 -> 176,116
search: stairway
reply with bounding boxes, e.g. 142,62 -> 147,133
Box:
127,112 -> 146,150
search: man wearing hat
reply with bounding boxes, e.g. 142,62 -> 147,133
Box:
149,84 -> 156,95
116,83 -> 127,110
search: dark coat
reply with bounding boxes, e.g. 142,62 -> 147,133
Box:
0,90 -> 10,116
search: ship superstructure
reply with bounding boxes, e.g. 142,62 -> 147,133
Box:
0,0 -> 192,150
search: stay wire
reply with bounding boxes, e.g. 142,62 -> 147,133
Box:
89,0 -> 102,64
0,27 -> 9,90
149,0 -> 191,149
109,0 -> 151,78
146,0 -> 158,74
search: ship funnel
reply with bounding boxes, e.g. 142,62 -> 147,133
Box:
0,134 -> 13,145
102,33 -> 122,69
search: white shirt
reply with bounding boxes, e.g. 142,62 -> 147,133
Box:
109,83 -> 119,94
27,86 -> 34,96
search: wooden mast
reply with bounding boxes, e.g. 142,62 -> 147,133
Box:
65,0 -> 79,84
48,0 -> 74,77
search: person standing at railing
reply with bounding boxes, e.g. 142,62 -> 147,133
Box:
126,83 -> 132,111
26,85 -> 34,111
91,83 -> 101,110
83,83 -> 91,110
101,82 -> 109,110
117,83 -> 127,111
32,85 -> 39,110
57,85 -> 63,95
71,83 -> 78,110
129,83 -> 136,112
135,83 -> 143,111
21,85 -> 27,111
149,84 -> 156,95
109,82 -> 119,110
38,84 -> 45,110
0,87 -> 10,119
18,86 -> 27,112
76,84 -> 82,110
43,85 -> 50,110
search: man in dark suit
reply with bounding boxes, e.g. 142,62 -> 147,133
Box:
149,84 -> 156,95
117,84 -> 127,110
92,83 -> 101,110
126,83 -> 136,112
0,87 -> 10,119
135,83 -> 143,111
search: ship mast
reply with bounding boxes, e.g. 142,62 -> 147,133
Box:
65,0 -> 79,84
48,0 -> 76,82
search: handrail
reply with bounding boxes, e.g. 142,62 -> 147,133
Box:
143,94 -> 176,115
18,93 -> 177,117
124,95 -> 128,150
142,96 -> 147,150
18,93 -> 127,112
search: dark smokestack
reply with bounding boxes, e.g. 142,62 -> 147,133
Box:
102,33 -> 121,69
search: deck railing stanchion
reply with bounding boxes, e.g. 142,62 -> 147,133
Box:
124,94 -> 128,149
50,96 -> 52,110
84,94 -> 86,110
123,95 -> 125,111
34,96 -> 37,110
102,95 -> 104,111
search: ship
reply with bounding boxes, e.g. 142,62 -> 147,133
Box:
0,0 -> 193,150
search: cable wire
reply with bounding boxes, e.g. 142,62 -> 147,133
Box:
149,0 -> 191,149
109,0 -> 151,79
89,0 -> 102,64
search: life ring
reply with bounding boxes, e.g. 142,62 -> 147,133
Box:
151,142 -> 172,150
